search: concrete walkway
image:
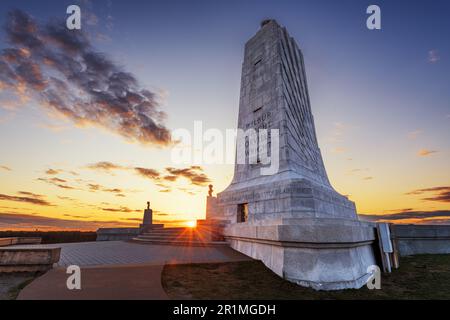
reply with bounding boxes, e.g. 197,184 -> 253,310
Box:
12,241 -> 248,267
14,241 -> 251,300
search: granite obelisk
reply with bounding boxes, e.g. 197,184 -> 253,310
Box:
212,19 -> 376,290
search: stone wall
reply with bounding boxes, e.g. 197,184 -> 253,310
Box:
0,237 -> 42,247
0,247 -> 60,272
391,225 -> 450,256
96,228 -> 140,241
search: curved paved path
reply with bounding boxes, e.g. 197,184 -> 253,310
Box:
14,241 -> 251,300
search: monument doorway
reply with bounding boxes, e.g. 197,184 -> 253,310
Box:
237,203 -> 248,222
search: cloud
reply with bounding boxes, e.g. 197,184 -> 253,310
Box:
134,167 -> 160,180
406,186 -> 450,203
331,147 -> 346,154
101,206 -> 139,213
417,149 -> 438,157
163,175 -> 178,182
87,183 -> 124,195
136,165 -> 210,187
328,122 -> 347,143
37,177 -> 77,190
0,165 -> 12,171
359,210 -> 450,224
0,211 -> 191,230
0,9 -> 171,146
363,176 -> 373,180
17,191 -> 44,198
165,166 -> 210,186
85,160 -> 210,189
57,195 -> 78,202
38,122 -> 69,132
63,214 -> 92,219
0,192 -> 53,206
407,130 -> 422,140
428,49 -> 440,63
86,161 -> 125,172
45,168 -> 62,175
0,212 -> 137,231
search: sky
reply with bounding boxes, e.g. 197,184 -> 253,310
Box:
0,0 -> 449,230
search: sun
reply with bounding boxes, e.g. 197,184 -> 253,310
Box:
186,220 -> 197,228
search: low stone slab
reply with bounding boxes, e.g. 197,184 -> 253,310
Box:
391,225 -> 450,256
96,228 -> 140,241
0,237 -> 42,247
0,247 -> 61,272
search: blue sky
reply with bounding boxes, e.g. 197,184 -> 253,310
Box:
0,0 -> 449,229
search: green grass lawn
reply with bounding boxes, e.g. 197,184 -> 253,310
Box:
162,254 -> 450,300
0,274 -> 38,300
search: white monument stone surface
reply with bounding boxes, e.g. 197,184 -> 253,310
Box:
211,19 -> 377,290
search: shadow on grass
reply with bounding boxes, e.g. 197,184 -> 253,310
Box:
0,272 -> 42,300
162,254 -> 450,300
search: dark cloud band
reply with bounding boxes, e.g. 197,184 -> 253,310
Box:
1,10 -> 171,146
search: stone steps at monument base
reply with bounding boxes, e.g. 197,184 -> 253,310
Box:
131,225 -> 225,246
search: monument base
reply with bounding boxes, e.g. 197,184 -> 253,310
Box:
223,218 -> 377,290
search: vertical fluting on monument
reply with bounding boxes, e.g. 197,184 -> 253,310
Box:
219,19 -> 357,223
231,19 -> 330,188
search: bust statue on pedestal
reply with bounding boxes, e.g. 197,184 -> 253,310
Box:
140,201 -> 153,232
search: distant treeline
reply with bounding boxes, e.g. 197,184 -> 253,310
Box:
0,231 -> 97,244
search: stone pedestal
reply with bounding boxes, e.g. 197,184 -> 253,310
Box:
140,208 -> 154,233
224,218 -> 376,290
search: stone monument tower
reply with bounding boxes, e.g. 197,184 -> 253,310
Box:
214,19 -> 376,290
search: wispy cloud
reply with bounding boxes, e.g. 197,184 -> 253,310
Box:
85,161 -> 125,172
359,210 -> 450,224
165,166 -> 210,186
0,212 -> 136,231
101,206 -> 140,213
407,130 -> 422,140
0,165 -> 12,171
328,122 -> 348,143
134,167 -> 160,180
428,49 -> 440,63
0,10 -> 171,146
86,161 -> 211,188
45,168 -> 62,175
331,147 -> 346,154
87,183 -> 125,196
406,186 -> 450,203
37,177 -> 77,190
0,192 -> 53,206
38,123 -> 69,133
417,149 -> 438,157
